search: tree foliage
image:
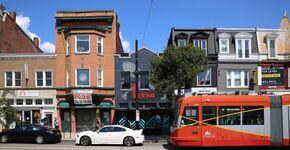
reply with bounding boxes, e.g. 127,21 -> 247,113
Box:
150,44 -> 208,102
0,90 -> 17,129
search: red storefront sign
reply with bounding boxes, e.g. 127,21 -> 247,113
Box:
73,93 -> 92,104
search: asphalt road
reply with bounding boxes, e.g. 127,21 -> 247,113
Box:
0,141 -> 289,150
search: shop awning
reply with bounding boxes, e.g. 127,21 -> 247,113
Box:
74,104 -> 97,108
58,101 -> 70,108
99,101 -> 113,108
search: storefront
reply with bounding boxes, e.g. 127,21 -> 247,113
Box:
57,89 -> 114,134
5,90 -> 56,128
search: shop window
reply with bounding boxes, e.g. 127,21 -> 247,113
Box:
203,106 -> 217,125
121,71 -> 130,89
7,99 -> 14,105
140,71 -> 149,89
219,106 -> 240,125
76,69 -> 90,86
181,106 -> 199,126
44,99 -> 53,105
16,99 -> 23,105
242,106 -> 264,125
76,35 -> 90,53
33,110 -> 41,124
26,99 -> 32,105
5,72 -> 21,87
35,99 -> 42,105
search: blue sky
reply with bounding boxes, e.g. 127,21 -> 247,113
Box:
1,0 -> 289,53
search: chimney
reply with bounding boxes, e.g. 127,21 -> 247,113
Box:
33,37 -> 39,47
8,11 -> 16,22
279,11 -> 290,29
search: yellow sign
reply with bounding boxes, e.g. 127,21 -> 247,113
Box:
262,74 -> 280,78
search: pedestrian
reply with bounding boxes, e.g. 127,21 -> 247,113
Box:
54,117 -> 59,129
95,119 -> 101,130
43,118 -> 48,126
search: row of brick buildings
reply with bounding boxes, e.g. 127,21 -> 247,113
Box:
0,5 -> 290,137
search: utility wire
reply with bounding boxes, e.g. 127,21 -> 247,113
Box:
141,0 -> 154,47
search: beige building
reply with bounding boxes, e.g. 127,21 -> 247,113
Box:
0,53 -> 56,130
256,13 -> 290,95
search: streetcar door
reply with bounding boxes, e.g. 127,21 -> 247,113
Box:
201,106 -> 218,146
180,106 -> 201,146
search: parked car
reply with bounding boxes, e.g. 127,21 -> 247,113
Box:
76,125 -> 144,146
0,124 -> 62,144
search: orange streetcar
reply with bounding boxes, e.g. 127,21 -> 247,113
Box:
170,95 -> 290,147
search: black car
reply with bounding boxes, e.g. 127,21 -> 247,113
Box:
0,124 -> 62,144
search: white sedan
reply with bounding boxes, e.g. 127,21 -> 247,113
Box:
75,125 -> 144,146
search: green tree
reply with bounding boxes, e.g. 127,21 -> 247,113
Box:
0,90 -> 17,129
150,44 -> 208,104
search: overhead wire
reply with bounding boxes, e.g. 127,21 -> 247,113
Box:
141,0 -> 154,47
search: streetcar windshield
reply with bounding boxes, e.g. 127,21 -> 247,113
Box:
172,100 -> 182,127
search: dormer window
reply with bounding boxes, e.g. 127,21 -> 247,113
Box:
266,32 -> 279,59
218,33 -> 231,53
193,39 -> 207,55
177,39 -> 187,47
234,32 -> 252,59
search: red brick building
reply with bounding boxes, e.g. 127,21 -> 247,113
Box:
55,10 -> 123,136
0,5 -> 42,53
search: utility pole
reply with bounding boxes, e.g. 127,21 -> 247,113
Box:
134,40 -> 140,130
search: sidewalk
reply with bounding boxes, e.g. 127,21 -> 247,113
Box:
62,135 -> 169,143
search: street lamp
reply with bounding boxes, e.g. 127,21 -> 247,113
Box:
134,40 -> 140,130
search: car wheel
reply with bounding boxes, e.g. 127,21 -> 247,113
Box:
0,135 -> 8,143
36,136 -> 44,144
123,136 -> 135,146
80,136 -> 91,146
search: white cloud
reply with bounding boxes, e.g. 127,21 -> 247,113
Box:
16,15 -> 55,53
119,32 -> 131,53
39,42 -> 55,53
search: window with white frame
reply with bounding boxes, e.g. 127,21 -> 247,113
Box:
97,65 -> 103,87
35,99 -> 42,105
268,39 -> 276,58
44,99 -> 53,105
177,39 -> 187,47
219,39 -> 229,53
197,68 -> 211,86
66,36 -> 70,56
193,39 -> 207,55
236,39 -> 251,58
76,69 -> 90,86
97,36 -> 103,55
66,71 -> 70,87
5,72 -> 21,87
76,35 -> 90,53
16,99 -> 23,105
140,71 -> 150,89
36,71 -> 52,87
26,99 -> 32,105
7,99 -> 14,105
227,70 -> 249,87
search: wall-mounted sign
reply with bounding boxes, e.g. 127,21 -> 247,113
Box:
261,66 -> 284,88
191,87 -> 217,94
73,89 -> 93,104
18,90 -> 39,97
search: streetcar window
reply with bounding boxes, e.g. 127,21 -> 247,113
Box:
181,107 -> 199,126
203,106 -> 217,125
219,106 -> 240,125
242,106 -> 264,125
